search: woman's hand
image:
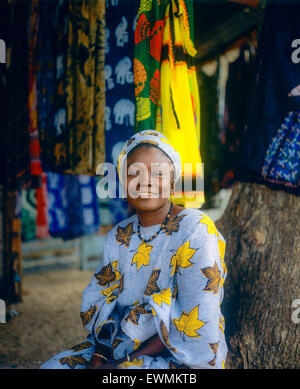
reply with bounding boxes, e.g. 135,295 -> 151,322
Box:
86,355 -> 105,369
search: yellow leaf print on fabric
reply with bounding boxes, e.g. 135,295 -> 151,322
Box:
118,358 -> 144,369
170,241 -> 196,276
218,239 -> 225,263
219,316 -> 225,335
96,322 -> 109,335
101,282 -> 120,297
133,339 -> 141,350
152,288 -> 172,306
173,305 -> 205,339
106,295 -> 117,304
132,242 -> 153,270
199,215 -> 219,237
112,260 -> 121,281
112,338 -> 122,349
218,239 -> 227,286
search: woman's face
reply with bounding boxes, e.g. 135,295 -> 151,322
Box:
125,145 -> 174,212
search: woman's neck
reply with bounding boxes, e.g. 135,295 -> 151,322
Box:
136,202 -> 185,227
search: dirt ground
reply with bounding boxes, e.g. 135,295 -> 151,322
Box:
0,268 -> 94,369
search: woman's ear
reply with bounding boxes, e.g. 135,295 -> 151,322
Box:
171,178 -> 175,193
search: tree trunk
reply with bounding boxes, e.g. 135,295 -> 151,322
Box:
216,181 -> 300,369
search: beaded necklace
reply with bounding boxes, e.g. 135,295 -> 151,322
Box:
136,202 -> 173,243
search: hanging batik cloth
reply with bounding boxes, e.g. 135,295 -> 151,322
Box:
0,0 -> 31,191
21,172 -> 49,242
134,0 -> 165,130
28,0 -> 43,188
2,191 -> 23,304
236,1 -> 300,194
133,0 -> 203,208
47,173 -> 100,241
36,0 -> 57,173
63,0 -> 106,175
103,0 -> 138,224
52,0 -> 70,173
159,0 -> 203,208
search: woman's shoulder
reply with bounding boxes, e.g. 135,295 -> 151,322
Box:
178,208 -> 225,241
177,207 -> 212,224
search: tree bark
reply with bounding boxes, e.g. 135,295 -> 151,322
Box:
216,181 -> 300,368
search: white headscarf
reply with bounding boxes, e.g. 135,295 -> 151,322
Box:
117,130 -> 182,186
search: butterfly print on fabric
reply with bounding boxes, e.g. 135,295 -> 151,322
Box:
118,274 -> 124,295
208,356 -> 217,367
69,341 -> 93,352
125,303 -> 152,325
80,305 -> 97,326
172,281 -> 178,299
112,338 -> 123,349
144,269 -> 161,295
208,342 -> 219,367
160,320 -> 177,352
169,360 -> 190,369
59,355 -> 88,369
201,262 -> 221,295
162,214 -> 185,236
116,222 -> 134,247
95,263 -> 116,286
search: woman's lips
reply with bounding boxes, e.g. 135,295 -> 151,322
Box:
134,192 -> 160,197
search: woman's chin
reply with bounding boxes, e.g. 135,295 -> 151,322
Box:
128,197 -> 168,212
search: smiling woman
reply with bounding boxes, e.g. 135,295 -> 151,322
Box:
40,131 -> 228,370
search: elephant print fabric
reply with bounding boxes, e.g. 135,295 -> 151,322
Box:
104,0 -> 137,163
104,0 -> 138,224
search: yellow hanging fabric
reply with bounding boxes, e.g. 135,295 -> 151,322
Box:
158,0 -> 204,208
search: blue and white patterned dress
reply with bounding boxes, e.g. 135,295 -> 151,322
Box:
41,208 -> 227,369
